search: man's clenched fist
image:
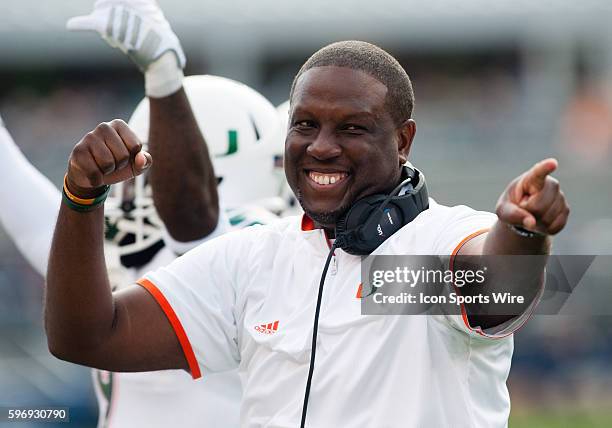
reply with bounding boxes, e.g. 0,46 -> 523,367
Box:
496,158 -> 569,236
66,119 -> 151,198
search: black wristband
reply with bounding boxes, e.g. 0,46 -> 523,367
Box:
508,224 -> 545,238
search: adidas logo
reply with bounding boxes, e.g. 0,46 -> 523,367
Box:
254,320 -> 279,335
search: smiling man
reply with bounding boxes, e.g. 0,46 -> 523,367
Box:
45,41 -> 569,427
285,42 -> 416,232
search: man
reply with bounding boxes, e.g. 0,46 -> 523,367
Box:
45,41 -> 569,427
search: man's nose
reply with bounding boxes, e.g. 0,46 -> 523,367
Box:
306,130 -> 341,161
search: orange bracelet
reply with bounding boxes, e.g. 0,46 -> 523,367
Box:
63,174 -> 108,206
62,174 -> 110,212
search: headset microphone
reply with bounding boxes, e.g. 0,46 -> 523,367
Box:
300,164 -> 429,428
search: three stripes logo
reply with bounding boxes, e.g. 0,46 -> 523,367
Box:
254,320 -> 279,335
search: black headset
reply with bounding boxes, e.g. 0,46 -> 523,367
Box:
300,164 -> 429,428
335,164 -> 429,255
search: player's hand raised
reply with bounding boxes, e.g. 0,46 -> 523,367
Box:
66,119 -> 151,198
496,158 -> 569,235
66,0 -> 185,72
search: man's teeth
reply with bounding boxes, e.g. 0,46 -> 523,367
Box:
309,171 -> 347,186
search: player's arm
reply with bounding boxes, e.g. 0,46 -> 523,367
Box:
0,114 -> 61,276
45,120 -> 188,373
148,88 -> 219,241
457,158 -> 569,329
67,0 -> 219,243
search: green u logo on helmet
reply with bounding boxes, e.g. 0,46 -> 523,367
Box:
215,130 -> 238,157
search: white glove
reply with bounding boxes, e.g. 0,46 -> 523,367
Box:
67,0 -> 185,97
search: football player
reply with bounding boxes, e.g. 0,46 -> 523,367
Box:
66,0 -> 290,425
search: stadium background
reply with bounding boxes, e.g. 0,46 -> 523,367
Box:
1,1 -> 611,426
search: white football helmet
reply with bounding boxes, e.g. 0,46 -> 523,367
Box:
105,75 -> 287,264
129,75 -> 282,208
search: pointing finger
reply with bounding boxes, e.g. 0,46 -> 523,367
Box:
521,158 -> 558,194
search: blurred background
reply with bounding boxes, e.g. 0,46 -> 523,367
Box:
1,0 -> 611,426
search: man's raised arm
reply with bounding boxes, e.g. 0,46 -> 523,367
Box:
45,119 -> 188,373
67,0 -> 219,243
457,158 -> 570,329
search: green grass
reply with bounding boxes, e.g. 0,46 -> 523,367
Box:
509,410 -> 612,428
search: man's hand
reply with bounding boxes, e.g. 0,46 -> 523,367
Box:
66,119 -> 151,198
67,0 -> 185,72
460,158 -> 569,329
496,158 -> 569,236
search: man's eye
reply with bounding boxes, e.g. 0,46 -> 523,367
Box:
292,120 -> 316,131
343,124 -> 366,132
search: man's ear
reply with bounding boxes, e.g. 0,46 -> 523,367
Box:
397,119 -> 416,165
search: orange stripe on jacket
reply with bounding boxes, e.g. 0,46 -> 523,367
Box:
136,278 -> 202,379
449,229 -> 490,336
